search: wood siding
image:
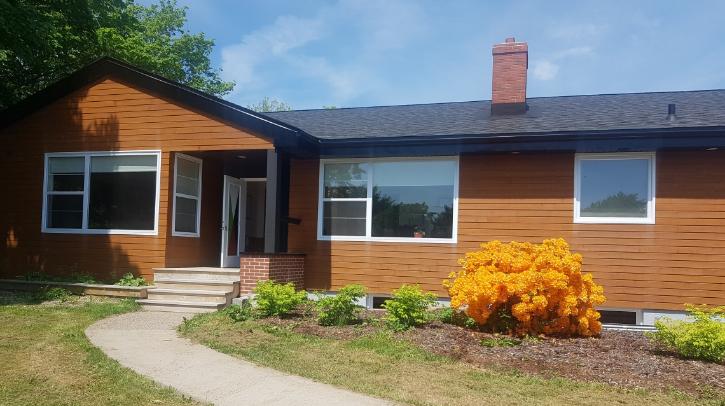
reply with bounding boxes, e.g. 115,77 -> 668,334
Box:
0,75 -> 272,281
287,153 -> 725,311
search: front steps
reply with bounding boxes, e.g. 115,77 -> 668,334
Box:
138,267 -> 240,313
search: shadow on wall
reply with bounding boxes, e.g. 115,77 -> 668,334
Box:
0,83 -> 139,283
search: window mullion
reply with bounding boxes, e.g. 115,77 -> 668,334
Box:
81,155 -> 90,230
365,163 -> 373,238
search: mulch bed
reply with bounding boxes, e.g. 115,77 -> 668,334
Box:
257,309 -> 724,397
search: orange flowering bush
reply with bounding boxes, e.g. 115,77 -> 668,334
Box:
444,238 -> 606,337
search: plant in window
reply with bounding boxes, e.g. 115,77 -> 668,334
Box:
316,284 -> 367,326
383,284 -> 437,330
444,238 -> 606,337
253,280 -> 307,317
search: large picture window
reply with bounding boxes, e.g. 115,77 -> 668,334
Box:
318,158 -> 458,242
42,151 -> 161,234
172,153 -> 203,237
574,152 -> 655,224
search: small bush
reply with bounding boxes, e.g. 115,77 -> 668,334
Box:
115,273 -> 147,287
383,284 -> 437,331
253,280 -> 306,317
444,238 -> 606,337
436,307 -> 478,329
317,284 -> 367,326
222,301 -> 254,322
37,287 -> 72,302
646,305 -> 725,363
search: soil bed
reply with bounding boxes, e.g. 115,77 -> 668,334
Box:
256,309 -> 724,398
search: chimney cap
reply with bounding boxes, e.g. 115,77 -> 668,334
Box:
505,37 -> 516,43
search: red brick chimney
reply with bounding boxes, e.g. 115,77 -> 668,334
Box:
491,37 -> 528,114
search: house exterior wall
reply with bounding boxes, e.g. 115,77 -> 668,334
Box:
0,75 -> 272,281
287,152 -> 725,312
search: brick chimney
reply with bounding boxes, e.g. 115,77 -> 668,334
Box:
491,37 -> 528,114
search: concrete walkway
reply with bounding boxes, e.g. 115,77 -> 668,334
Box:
86,311 -> 391,406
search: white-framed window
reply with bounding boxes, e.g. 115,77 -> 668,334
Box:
318,157 -> 459,243
574,152 -> 656,224
172,153 -> 203,237
42,150 -> 161,235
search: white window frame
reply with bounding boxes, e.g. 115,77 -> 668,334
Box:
172,153 -> 203,238
317,156 -> 459,244
574,152 -> 656,224
41,150 -> 162,235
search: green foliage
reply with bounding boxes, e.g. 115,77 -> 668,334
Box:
646,305 -> 725,363
316,284 -> 367,326
253,280 -> 306,317
115,273 -> 147,287
435,306 -> 478,329
222,301 -> 254,322
0,0 -> 233,108
36,287 -> 73,302
383,284 -> 437,331
480,335 -> 521,348
24,271 -> 98,284
247,96 -> 292,112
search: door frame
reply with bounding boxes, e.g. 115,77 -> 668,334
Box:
220,175 -> 245,267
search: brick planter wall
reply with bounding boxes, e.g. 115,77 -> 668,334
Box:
239,253 -> 305,294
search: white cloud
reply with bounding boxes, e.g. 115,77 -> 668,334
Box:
219,0 -> 426,104
532,60 -> 560,81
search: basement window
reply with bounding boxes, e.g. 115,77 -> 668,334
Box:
574,153 -> 655,224
318,157 -> 459,243
42,151 -> 161,235
599,310 -> 638,325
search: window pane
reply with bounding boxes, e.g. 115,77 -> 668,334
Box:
176,157 -> 200,197
91,155 -> 157,173
48,157 -> 84,192
47,195 -> 83,228
323,163 -> 368,198
371,161 -> 455,239
322,201 -> 366,236
579,159 -> 649,218
88,170 -> 157,230
174,196 -> 198,233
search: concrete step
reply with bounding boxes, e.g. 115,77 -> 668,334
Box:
146,288 -> 231,304
154,279 -> 237,293
153,267 -> 240,283
138,299 -> 225,313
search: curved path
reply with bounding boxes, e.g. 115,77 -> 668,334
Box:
86,311 -> 391,406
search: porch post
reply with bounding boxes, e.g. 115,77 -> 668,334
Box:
264,150 -> 277,253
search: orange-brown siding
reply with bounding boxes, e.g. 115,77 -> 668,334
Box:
0,75 -> 272,281
288,153 -> 725,311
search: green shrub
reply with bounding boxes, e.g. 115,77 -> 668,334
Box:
436,306 -> 478,329
316,284 -> 367,326
646,305 -> 725,363
222,301 -> 254,322
115,273 -> 147,287
383,284 -> 437,331
37,287 -> 72,302
253,280 -> 306,317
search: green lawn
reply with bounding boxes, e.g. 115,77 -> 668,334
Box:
0,295 -> 198,406
179,312 -> 722,406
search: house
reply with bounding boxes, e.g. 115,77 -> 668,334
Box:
1,38 -> 724,323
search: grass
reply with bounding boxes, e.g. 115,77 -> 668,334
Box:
179,311 -> 723,406
0,293 -> 198,406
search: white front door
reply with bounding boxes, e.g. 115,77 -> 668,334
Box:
221,176 -> 246,267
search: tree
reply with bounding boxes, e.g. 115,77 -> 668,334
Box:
0,0 -> 233,109
247,97 -> 292,113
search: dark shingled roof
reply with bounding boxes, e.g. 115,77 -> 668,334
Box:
266,89 -> 725,141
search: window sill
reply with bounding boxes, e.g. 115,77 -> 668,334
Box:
573,217 -> 655,225
41,228 -> 158,236
171,231 -> 200,238
317,236 -> 457,244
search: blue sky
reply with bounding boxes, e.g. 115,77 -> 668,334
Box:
147,0 -> 725,110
